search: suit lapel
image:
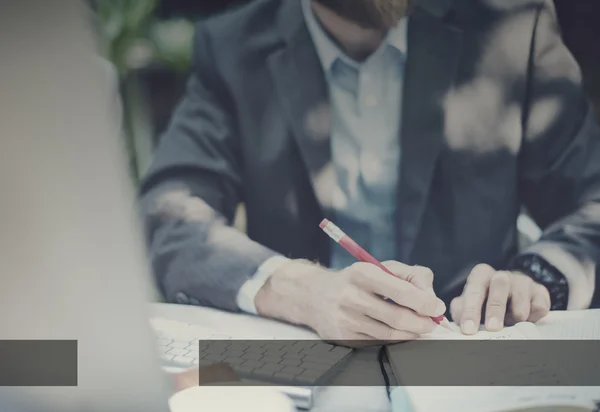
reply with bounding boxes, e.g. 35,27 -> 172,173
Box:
398,4 -> 463,262
268,0 -> 333,217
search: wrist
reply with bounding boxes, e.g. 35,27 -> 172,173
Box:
255,259 -> 324,327
508,253 -> 569,310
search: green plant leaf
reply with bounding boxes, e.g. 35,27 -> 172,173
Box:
150,19 -> 194,71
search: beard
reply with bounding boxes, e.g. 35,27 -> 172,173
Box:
314,0 -> 416,29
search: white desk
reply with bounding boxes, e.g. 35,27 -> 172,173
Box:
151,304 -> 600,411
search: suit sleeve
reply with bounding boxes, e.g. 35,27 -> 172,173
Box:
139,23 -> 279,312
518,0 -> 600,309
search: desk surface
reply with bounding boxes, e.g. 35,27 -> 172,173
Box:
151,304 -> 600,412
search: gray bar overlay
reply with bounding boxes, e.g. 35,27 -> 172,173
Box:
0,340 -> 77,386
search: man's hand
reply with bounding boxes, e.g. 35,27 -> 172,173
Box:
450,264 -> 551,335
255,260 -> 446,347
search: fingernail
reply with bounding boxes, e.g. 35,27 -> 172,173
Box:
435,299 -> 446,316
486,317 -> 501,331
462,319 -> 477,335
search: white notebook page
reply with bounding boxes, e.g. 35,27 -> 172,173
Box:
393,312 -> 600,411
419,322 -> 539,340
536,309 -> 600,339
398,387 -> 597,412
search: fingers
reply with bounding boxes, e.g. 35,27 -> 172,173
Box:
353,314 -> 420,342
349,263 -> 446,318
528,283 -> 551,323
382,261 -> 435,294
459,264 -> 494,335
450,296 -> 463,322
453,266 -> 553,336
326,307 -> 420,347
484,271 -> 511,331
349,288 -> 437,335
330,332 -> 381,349
509,274 -> 532,323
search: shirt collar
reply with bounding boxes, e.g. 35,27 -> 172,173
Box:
301,0 -> 408,73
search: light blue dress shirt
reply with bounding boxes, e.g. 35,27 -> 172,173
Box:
237,0 -> 408,313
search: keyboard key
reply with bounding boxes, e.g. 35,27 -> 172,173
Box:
245,346 -> 267,355
158,346 -> 172,354
161,354 -> 174,361
260,363 -> 284,373
227,342 -> 249,351
261,356 -> 283,364
173,356 -> 195,365
283,346 -> 303,355
186,344 -> 200,352
242,352 -> 262,361
283,352 -> 305,360
262,342 -> 285,351
167,348 -> 189,356
202,354 -> 225,363
264,350 -> 286,358
280,358 -> 302,367
156,338 -> 171,347
169,341 -> 190,349
167,333 -> 197,342
240,360 -> 262,369
205,346 -> 226,355
186,345 -> 200,353
281,366 -> 305,376
307,343 -> 335,354
293,342 -> 316,350
223,357 -> 245,366
223,350 -> 245,358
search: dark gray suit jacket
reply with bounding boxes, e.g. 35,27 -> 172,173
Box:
140,0 -> 600,311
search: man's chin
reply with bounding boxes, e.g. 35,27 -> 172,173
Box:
315,0 -> 403,30
352,17 -> 398,30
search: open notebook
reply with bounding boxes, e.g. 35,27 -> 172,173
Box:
387,313 -> 600,412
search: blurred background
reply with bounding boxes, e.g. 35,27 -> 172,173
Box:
91,0 -> 600,186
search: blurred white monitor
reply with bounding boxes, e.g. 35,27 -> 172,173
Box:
0,0 -> 170,410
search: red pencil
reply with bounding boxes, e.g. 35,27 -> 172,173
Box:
319,218 -> 452,330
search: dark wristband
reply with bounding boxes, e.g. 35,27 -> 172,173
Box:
507,254 -> 569,311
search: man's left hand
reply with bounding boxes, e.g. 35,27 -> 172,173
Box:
450,264 -> 551,335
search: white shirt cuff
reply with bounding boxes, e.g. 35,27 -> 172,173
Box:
525,242 -> 596,310
236,256 -> 292,314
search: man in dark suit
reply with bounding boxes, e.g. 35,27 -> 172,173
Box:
141,0 -> 600,343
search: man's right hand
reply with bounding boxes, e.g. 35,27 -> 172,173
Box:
255,260 -> 446,347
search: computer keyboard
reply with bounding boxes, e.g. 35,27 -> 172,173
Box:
150,318 -> 352,386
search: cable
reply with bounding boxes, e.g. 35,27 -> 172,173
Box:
378,345 -> 392,400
